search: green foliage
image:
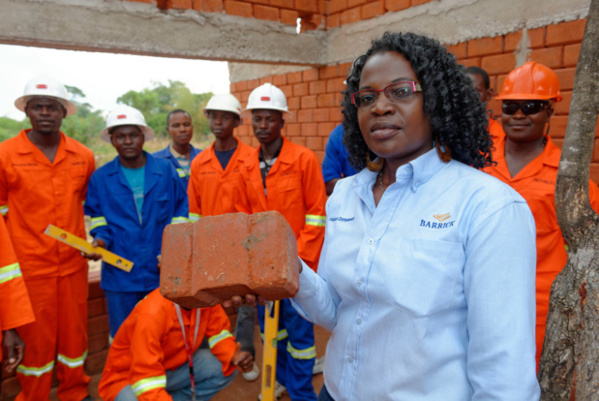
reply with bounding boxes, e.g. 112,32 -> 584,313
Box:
61,85 -> 105,147
117,80 -> 213,141
0,117 -> 29,142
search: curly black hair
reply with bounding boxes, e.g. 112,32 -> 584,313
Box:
342,31 -> 492,170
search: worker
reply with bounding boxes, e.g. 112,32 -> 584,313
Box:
187,93 -> 260,381
465,65 -> 504,141
153,109 -> 201,188
98,288 -> 254,401
0,75 -> 96,401
0,215 -> 35,379
235,83 -> 327,401
482,61 -> 599,367
321,124 -> 356,195
84,105 -> 189,341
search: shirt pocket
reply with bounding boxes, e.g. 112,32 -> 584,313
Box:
155,196 -> 170,223
379,238 -> 464,317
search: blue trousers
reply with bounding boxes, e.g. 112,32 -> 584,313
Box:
318,385 -> 334,401
115,348 -> 236,401
104,290 -> 152,340
258,298 -> 317,401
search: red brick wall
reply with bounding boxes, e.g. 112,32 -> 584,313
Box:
232,17 -> 599,183
0,274 -> 109,400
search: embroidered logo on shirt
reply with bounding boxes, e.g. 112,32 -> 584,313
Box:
329,216 -> 354,222
533,178 -> 555,186
433,213 -> 451,222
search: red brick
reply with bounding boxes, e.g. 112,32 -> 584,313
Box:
254,4 -> 279,21
273,74 -> 287,86
339,62 -> 352,76
467,36 -> 502,57
553,91 -> 571,115
328,107 -> 343,122
348,0 -> 368,7
301,123 -> 318,136
319,65 -> 338,80
303,14 -> 325,31
306,136 -> 324,151
86,350 -> 108,374
287,71 -> 303,84
259,76 -> 273,85
302,68 -> 320,82
234,80 -> 248,91
247,0 -> 270,4
481,53 -> 515,75
549,115 -> 569,138
528,27 -> 546,48
319,0 -> 327,13
237,124 -> 250,137
247,78 -> 261,89
298,109 -> 313,122
293,82 -> 309,96
528,46 -> 563,69
160,212 -> 299,308
170,0 -> 193,9
361,0 -> 385,19
279,84 -> 293,98
295,0 -> 319,12
504,30 -> 522,52
313,108 -> 330,122
88,315 -> 109,336
292,136 -> 307,147
318,122 -> 337,137
288,96 -> 300,110
315,150 -> 325,163
446,42 -> 466,59
224,0 -> 252,17
564,44 -> 581,67
240,90 -> 251,102
280,9 -> 299,25
286,122 -> 301,137
88,280 -> 104,299
88,333 -> 109,354
385,0 -> 409,11
340,7 -> 361,25
269,0 -> 293,7
127,0 -> 153,3
328,12 -> 341,28
87,297 -> 106,317
547,19 -> 587,46
460,57 -> 481,68
200,0 -> 223,12
329,0 -> 348,13
301,95 -> 318,109
318,93 -> 337,108
327,77 -> 346,93
285,111 -> 297,123
309,80 -> 327,95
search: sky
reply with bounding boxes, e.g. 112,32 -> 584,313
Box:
0,44 -> 231,120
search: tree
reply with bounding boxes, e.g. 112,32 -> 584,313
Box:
117,80 -> 213,140
538,0 -> 599,399
0,117 -> 29,142
61,85 -> 105,147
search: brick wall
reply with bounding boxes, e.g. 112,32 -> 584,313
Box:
231,17 -> 599,183
0,273 -> 109,400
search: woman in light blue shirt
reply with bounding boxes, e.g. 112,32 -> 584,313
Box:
291,32 -> 540,400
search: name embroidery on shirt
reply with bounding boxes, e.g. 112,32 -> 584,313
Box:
421,214 -> 455,229
533,178 -> 555,186
329,217 -> 354,222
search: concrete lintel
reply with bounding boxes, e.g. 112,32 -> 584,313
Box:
0,0 -> 327,65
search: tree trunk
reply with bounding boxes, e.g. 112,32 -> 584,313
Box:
538,0 -> 599,399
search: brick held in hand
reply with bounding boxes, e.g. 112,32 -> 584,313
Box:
160,211 -> 299,309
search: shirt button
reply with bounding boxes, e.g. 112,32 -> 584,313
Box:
355,279 -> 362,286
356,318 -> 362,325
368,238 -> 374,245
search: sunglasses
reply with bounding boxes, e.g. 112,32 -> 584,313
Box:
502,100 -> 549,115
351,81 -> 423,108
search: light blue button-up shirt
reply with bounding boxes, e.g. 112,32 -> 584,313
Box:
292,148 -> 540,401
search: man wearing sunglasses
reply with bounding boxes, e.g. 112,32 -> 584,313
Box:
482,61 -> 599,368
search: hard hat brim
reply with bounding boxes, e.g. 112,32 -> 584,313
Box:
496,93 -> 563,102
242,106 -> 293,115
100,125 -> 156,143
14,95 -> 78,117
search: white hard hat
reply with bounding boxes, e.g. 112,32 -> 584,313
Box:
244,83 -> 290,114
100,105 -> 155,143
14,75 -> 77,117
204,93 -> 242,116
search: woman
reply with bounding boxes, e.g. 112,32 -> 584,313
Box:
482,61 -> 599,367
292,32 -> 540,400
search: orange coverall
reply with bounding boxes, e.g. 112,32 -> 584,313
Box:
483,135 -> 599,366
235,136 -> 327,271
187,140 -> 254,219
98,289 -> 237,401
0,215 -> 34,360
0,130 -> 95,401
488,117 -> 504,142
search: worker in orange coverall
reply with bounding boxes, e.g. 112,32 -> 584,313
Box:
0,216 -> 34,380
98,288 -> 253,401
0,75 -> 95,401
482,61 -> 599,367
465,65 -> 504,142
235,83 -> 327,401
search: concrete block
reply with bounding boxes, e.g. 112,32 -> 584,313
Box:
160,211 -> 299,309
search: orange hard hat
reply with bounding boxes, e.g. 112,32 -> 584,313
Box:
496,61 -> 563,102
